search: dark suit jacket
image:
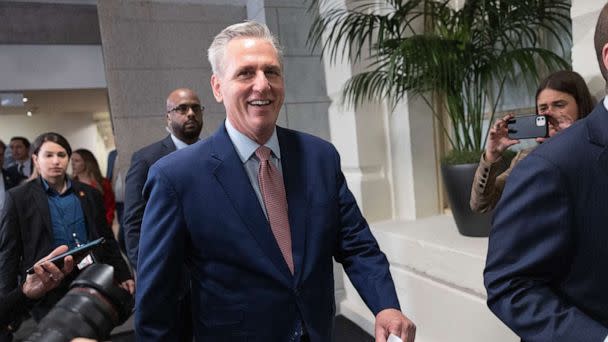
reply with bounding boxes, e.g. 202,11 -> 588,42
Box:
135,125 -> 400,341
2,168 -> 20,190
123,135 -> 175,269
0,178 -> 131,322
6,163 -> 30,184
484,102 -> 608,341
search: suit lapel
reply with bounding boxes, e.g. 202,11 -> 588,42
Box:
210,125 -> 293,283
72,181 -> 97,240
161,135 -> 177,156
277,127 -> 308,284
31,179 -> 53,238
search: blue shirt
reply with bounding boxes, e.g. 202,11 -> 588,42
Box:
42,178 -> 88,249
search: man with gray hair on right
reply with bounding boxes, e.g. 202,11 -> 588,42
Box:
135,21 -> 416,342
484,3 -> 608,341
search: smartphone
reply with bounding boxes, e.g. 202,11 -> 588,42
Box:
26,237 -> 105,274
507,114 -> 548,139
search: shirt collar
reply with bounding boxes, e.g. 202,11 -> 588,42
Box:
170,133 -> 190,150
41,176 -> 73,196
225,119 -> 281,163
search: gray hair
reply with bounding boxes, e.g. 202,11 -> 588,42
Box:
207,21 -> 283,75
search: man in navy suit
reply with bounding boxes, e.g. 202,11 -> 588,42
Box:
6,137 -> 31,183
124,87 -> 203,342
484,5 -> 608,342
123,87 -> 204,269
135,21 -> 416,341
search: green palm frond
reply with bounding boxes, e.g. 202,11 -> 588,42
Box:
307,0 -> 572,153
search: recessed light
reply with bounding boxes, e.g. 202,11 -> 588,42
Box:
26,111 -> 32,117
22,97 -> 28,103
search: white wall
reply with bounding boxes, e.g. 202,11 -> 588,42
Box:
0,112 -> 111,176
0,45 -> 106,91
572,0 -> 605,99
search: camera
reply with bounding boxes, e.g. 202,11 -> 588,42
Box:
24,264 -> 133,342
535,116 -> 546,126
507,114 -> 549,139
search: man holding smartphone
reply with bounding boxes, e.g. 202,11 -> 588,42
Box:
1,246 -> 74,339
484,5 -> 608,341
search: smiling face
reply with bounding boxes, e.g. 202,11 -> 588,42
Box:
210,37 -> 285,144
536,88 -> 580,137
33,141 -> 69,181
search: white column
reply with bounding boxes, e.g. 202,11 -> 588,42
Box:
572,0 -> 605,98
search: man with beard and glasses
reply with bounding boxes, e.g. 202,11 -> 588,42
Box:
123,88 -> 203,340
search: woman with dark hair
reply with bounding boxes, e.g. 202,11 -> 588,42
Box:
0,132 -> 133,338
470,70 -> 595,213
72,149 -> 116,226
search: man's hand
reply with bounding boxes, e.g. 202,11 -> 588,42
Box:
375,308 -> 416,342
22,245 -> 75,299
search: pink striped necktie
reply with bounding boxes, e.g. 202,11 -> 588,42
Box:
256,146 -> 294,274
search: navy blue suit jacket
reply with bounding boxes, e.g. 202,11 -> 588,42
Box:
2,168 -> 18,191
135,125 -> 399,341
484,103 -> 608,341
123,135 -> 175,269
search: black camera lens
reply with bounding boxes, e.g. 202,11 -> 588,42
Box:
24,264 -> 133,342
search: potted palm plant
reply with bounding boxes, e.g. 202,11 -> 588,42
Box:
307,0 -> 571,236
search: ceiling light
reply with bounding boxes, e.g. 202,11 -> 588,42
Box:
0,93 -> 24,107
26,111 -> 32,117
22,97 -> 28,103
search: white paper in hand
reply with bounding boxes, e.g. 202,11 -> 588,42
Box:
387,334 -> 403,342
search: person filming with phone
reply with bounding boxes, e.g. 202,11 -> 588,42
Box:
0,132 -> 133,341
470,70 -> 595,213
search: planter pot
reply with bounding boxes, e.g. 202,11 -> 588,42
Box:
441,163 -> 493,237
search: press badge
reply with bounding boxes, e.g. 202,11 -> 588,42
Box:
77,254 -> 94,270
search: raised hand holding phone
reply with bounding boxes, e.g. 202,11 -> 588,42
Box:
485,114 -> 520,163
26,237 -> 105,275
22,245 -> 75,299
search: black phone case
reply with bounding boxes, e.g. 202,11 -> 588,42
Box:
507,114 -> 548,139
26,237 -> 105,274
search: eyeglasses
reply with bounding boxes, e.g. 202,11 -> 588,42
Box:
167,104 -> 204,114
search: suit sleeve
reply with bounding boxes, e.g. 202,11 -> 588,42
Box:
484,154 -> 608,341
331,149 -> 400,315
135,164 -> 186,341
0,192 -> 21,296
123,152 -> 149,269
0,287 -> 29,329
0,192 -> 26,336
